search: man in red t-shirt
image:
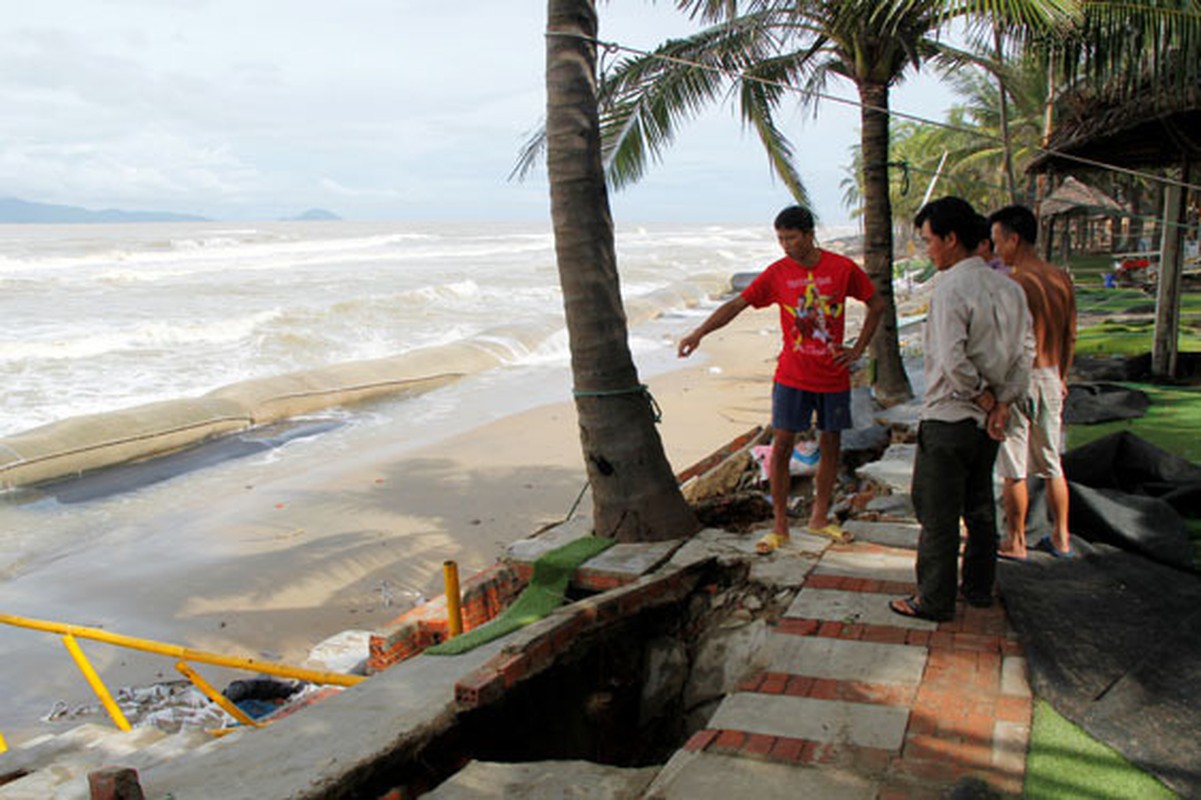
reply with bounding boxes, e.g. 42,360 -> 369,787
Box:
679,206 -> 885,553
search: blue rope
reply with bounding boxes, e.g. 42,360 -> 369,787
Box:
572,384 -> 662,423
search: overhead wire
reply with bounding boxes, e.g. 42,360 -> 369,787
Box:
547,29 -> 1201,198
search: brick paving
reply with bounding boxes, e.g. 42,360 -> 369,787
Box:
650,539 -> 1032,799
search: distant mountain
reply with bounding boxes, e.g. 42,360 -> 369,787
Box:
285,208 -> 342,221
0,197 -> 209,224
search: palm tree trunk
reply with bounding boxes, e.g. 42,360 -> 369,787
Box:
993,26 -> 1018,204
546,0 -> 699,542
858,80 -> 913,407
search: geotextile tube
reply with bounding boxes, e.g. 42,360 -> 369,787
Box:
0,276 -> 733,491
0,339 -> 509,490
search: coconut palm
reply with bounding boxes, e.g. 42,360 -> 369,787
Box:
546,0 -> 700,542
594,0 -> 1077,406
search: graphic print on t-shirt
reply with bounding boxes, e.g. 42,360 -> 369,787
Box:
784,276 -> 845,355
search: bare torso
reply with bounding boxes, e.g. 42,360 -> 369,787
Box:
1009,257 -> 1077,377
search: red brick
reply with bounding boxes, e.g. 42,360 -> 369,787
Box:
996,695 -> 1032,723
770,736 -> 806,763
862,624 -> 909,645
492,654 -> 525,687
713,729 -> 746,753
817,621 -> 843,638
893,755 -> 964,783
88,767 -> 144,800
785,675 -> 815,696
907,712 -> 938,737
777,617 -> 820,636
684,728 -> 719,752
760,673 -> 789,695
954,632 -> 1001,652
929,631 -> 956,649
737,673 -> 764,692
809,678 -> 840,700
805,573 -> 843,590
744,733 -> 776,757
906,629 -> 932,647
454,670 -> 503,708
840,623 -> 866,640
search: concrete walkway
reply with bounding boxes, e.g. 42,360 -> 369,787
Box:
645,529 -> 1032,800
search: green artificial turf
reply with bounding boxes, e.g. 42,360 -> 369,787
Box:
1066,382 -> 1201,464
1030,373 -> 1201,798
1025,701 -> 1175,799
425,535 -> 615,656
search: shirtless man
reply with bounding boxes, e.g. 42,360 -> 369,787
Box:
989,205 -> 1078,559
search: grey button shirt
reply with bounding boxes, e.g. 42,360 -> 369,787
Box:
922,255 -> 1034,425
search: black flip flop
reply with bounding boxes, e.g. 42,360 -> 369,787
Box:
889,595 -> 952,622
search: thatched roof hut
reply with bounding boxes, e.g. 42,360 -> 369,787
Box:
1031,84 -> 1201,172
1038,175 -> 1128,218
1030,82 -> 1198,379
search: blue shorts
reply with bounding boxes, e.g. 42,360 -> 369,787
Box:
772,383 -> 852,433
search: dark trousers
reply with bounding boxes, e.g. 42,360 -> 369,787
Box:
911,419 -> 1000,617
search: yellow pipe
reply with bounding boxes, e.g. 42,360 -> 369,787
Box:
62,634 -> 131,731
0,730 -> 7,753
1,613 -> 362,688
443,560 -> 463,637
174,660 -> 261,729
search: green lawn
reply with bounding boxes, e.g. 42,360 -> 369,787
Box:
1027,270 -> 1200,799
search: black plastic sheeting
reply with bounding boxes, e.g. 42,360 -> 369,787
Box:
1064,431 -> 1201,569
1063,382 -> 1150,425
999,432 -> 1201,797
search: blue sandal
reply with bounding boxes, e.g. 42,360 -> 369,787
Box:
1034,536 -> 1075,559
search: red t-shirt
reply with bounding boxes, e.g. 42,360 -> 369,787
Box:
741,250 -> 875,392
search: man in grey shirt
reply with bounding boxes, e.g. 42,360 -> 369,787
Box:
891,197 -> 1033,622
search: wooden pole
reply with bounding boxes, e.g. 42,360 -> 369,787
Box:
1152,163 -> 1189,378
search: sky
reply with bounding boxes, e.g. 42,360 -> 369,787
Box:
0,1 -> 961,226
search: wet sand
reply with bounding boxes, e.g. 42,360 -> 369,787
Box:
0,302 -> 801,742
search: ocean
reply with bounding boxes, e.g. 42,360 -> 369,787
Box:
0,219 -> 786,438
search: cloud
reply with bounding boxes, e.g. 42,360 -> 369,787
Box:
0,3 -> 953,223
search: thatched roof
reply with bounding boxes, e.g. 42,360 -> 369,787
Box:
1039,176 -> 1128,218
1030,84 -> 1201,172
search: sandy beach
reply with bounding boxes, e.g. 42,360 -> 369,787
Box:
0,295 -> 823,742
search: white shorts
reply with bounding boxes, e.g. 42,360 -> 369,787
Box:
997,367 -> 1065,480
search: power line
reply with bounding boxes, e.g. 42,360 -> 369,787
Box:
554,30 -> 1201,197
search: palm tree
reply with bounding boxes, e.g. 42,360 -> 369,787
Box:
594,0 -> 1076,406
546,0 -> 700,542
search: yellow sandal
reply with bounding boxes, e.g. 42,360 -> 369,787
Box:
808,523 -> 853,543
755,532 -> 789,554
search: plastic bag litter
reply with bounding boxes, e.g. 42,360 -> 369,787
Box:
750,442 -> 820,481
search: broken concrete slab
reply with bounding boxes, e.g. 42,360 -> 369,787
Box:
423,759 -> 659,799
841,520 -> 919,550
708,692 -> 910,750
813,547 -> 917,584
854,444 -> 915,495
762,635 -> 927,687
644,750 -> 876,800
784,588 -> 937,631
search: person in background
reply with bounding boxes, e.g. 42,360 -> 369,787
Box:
891,197 -> 1032,621
678,205 -> 885,553
975,214 -> 1009,273
989,204 -> 1078,559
